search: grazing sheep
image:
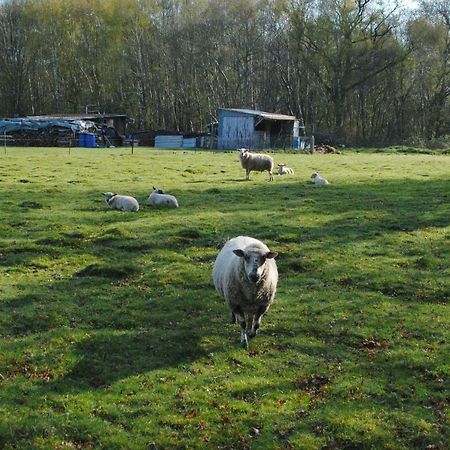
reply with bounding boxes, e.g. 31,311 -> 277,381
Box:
212,236 -> 278,349
239,148 -> 274,181
311,171 -> 329,185
103,192 -> 139,212
146,187 -> 179,208
278,164 -> 295,176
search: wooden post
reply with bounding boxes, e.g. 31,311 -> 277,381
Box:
310,135 -> 315,153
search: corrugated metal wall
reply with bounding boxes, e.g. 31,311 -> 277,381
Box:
155,135 -> 183,148
154,135 -> 197,148
217,108 -> 299,150
218,111 -> 255,150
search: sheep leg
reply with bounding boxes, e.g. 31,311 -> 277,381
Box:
240,326 -> 249,349
229,311 -> 237,324
248,305 -> 269,338
268,170 -> 273,182
230,305 -> 248,348
245,312 -> 253,336
246,169 -> 250,180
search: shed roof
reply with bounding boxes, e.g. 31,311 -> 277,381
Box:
219,108 -> 296,121
26,113 -> 128,121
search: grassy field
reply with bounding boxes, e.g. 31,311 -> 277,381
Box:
0,147 -> 448,449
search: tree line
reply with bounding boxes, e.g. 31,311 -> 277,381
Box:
0,0 -> 449,145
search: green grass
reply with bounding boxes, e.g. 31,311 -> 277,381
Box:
0,147 -> 448,449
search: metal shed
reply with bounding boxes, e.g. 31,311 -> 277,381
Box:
217,108 -> 299,150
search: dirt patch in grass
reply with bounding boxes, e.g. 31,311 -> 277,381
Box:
177,229 -> 202,239
74,263 -> 139,279
18,201 -> 43,209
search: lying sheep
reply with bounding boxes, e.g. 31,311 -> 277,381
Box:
278,164 -> 295,176
311,171 -> 329,185
212,236 -> 278,349
146,187 -> 179,208
103,192 -> 139,212
239,148 -> 274,181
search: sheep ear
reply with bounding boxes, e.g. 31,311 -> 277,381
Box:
233,249 -> 245,258
265,251 -> 278,259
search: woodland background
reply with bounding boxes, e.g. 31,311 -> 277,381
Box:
0,0 -> 449,145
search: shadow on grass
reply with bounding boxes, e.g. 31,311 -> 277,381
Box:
131,176 -> 449,229
2,272 -> 220,392
1,177 -> 447,322
56,328 -> 210,390
0,172 -> 448,448
1,176 -> 448,388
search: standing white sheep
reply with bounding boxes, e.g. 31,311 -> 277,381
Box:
278,164 -> 295,175
311,171 -> 330,185
212,236 -> 278,349
103,192 -> 139,212
146,187 -> 179,208
239,148 -> 274,181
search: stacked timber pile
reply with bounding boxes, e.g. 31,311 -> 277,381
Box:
7,126 -> 76,147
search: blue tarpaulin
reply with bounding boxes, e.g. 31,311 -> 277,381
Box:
0,119 -> 85,133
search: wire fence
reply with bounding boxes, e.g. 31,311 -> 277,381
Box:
2,132 -> 315,153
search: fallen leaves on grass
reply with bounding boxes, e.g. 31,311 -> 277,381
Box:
359,337 -> 388,351
7,363 -> 53,381
294,373 -> 331,396
186,410 -> 198,419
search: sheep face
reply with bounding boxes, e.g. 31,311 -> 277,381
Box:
239,148 -> 250,161
152,187 -> 164,194
103,192 -> 116,204
233,248 -> 278,283
311,172 -> 318,180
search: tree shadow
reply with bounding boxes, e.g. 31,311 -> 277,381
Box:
1,176 -> 448,393
166,177 -> 449,238
50,327 -> 211,391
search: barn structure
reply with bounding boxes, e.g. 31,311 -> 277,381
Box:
217,108 -> 301,150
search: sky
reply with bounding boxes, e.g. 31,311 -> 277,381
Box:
401,0 -> 420,8
384,0 -> 420,9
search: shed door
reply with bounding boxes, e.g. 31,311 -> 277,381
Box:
219,116 -> 254,149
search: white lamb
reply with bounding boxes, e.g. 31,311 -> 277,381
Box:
278,164 -> 295,175
311,171 -> 329,185
239,148 -> 274,181
212,236 -> 278,349
103,192 -> 139,212
146,187 -> 179,208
